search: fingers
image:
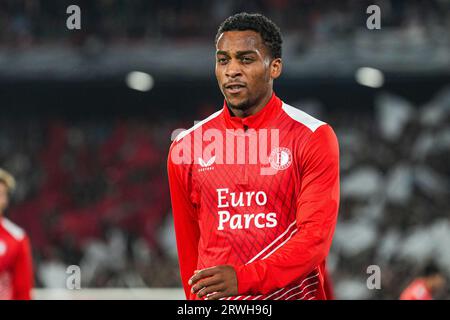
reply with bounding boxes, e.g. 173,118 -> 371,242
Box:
188,266 -> 218,286
189,265 -> 237,300
204,291 -> 228,300
191,275 -> 221,294
196,284 -> 225,299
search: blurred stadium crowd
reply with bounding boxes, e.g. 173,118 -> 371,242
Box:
1,117 -> 179,288
329,89 -> 450,299
0,0 -> 449,299
1,0 -> 449,46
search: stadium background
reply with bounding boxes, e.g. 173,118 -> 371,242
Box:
0,0 -> 449,299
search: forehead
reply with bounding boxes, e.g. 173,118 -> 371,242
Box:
216,30 -> 265,53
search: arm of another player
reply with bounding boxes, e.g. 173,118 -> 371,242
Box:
167,143 -> 200,300
12,235 -> 34,300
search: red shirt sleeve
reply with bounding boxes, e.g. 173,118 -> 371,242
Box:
167,141 -> 200,300
235,124 -> 340,295
400,280 -> 432,300
12,235 -> 34,300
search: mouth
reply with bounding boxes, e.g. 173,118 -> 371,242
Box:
224,83 -> 246,94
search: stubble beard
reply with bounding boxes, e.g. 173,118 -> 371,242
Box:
227,97 -> 251,111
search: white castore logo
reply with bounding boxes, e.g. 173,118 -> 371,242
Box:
198,156 -> 216,169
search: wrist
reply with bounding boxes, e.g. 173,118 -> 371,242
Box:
235,263 -> 259,295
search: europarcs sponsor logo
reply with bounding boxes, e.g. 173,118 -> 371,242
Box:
215,188 -> 277,231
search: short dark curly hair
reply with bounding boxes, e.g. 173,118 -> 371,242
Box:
215,12 -> 283,59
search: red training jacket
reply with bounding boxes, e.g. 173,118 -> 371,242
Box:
0,217 -> 34,300
400,279 -> 432,300
168,93 -> 339,300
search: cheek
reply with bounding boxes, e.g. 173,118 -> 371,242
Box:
249,68 -> 270,89
215,66 -> 224,81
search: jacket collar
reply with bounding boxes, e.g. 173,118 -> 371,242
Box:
222,93 -> 282,130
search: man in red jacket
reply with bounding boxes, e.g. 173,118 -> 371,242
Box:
168,13 -> 339,300
0,168 -> 33,300
400,263 -> 446,300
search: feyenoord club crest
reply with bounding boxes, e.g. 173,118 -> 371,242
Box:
269,147 -> 292,170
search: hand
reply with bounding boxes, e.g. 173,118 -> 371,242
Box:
188,265 -> 238,300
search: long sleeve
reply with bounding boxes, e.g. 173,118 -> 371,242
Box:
235,124 -> 340,295
12,235 -> 33,300
167,143 -> 200,300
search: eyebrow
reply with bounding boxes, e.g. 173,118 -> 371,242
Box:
216,50 -> 258,57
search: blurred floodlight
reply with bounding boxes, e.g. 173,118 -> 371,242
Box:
126,71 -> 154,92
355,67 -> 384,88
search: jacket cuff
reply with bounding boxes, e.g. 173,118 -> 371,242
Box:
235,263 -> 260,295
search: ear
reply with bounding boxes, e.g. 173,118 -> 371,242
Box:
270,58 -> 282,80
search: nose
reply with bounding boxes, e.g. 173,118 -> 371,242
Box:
225,58 -> 242,78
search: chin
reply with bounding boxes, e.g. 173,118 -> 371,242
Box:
226,97 -> 250,110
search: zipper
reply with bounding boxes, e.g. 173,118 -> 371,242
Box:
242,124 -> 249,185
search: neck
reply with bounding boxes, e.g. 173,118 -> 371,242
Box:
229,89 -> 273,118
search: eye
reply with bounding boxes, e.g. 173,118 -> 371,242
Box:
241,57 -> 254,64
217,58 -> 228,65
